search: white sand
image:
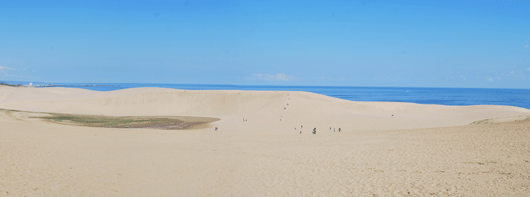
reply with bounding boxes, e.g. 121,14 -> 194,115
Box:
1,86 -> 529,196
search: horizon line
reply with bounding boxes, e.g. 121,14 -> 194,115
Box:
2,80 -> 529,90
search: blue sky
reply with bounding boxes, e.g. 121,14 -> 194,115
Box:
1,0 -> 529,88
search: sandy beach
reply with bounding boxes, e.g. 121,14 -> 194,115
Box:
1,86 -> 530,196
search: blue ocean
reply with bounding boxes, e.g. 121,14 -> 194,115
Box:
29,83 -> 530,110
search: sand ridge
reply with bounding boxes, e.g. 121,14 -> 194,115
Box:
1,86 -> 529,132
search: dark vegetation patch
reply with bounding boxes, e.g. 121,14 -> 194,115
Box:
39,114 -> 219,130
0,82 -> 23,87
0,108 -> 219,130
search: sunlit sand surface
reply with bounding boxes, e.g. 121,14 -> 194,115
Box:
1,86 -> 529,196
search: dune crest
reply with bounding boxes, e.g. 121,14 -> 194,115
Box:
1,86 -> 528,132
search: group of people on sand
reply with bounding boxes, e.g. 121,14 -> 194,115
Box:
329,127 -> 341,132
297,125 -> 303,134
297,125 -> 341,134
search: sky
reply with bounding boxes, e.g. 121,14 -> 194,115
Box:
1,0 -> 529,88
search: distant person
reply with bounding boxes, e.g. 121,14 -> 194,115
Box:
215,127 -> 218,131
334,128 -> 335,132
330,127 -> 332,130
339,128 -> 341,132
301,125 -> 303,128
313,128 -> 316,134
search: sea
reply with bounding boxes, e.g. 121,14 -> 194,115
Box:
11,82 -> 526,110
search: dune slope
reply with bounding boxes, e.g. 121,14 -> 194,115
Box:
2,86 -> 530,196
0,86 -> 528,132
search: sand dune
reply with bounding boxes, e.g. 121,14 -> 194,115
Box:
1,86 -> 530,196
1,86 -> 528,132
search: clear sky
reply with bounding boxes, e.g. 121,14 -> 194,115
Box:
1,0 -> 529,88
